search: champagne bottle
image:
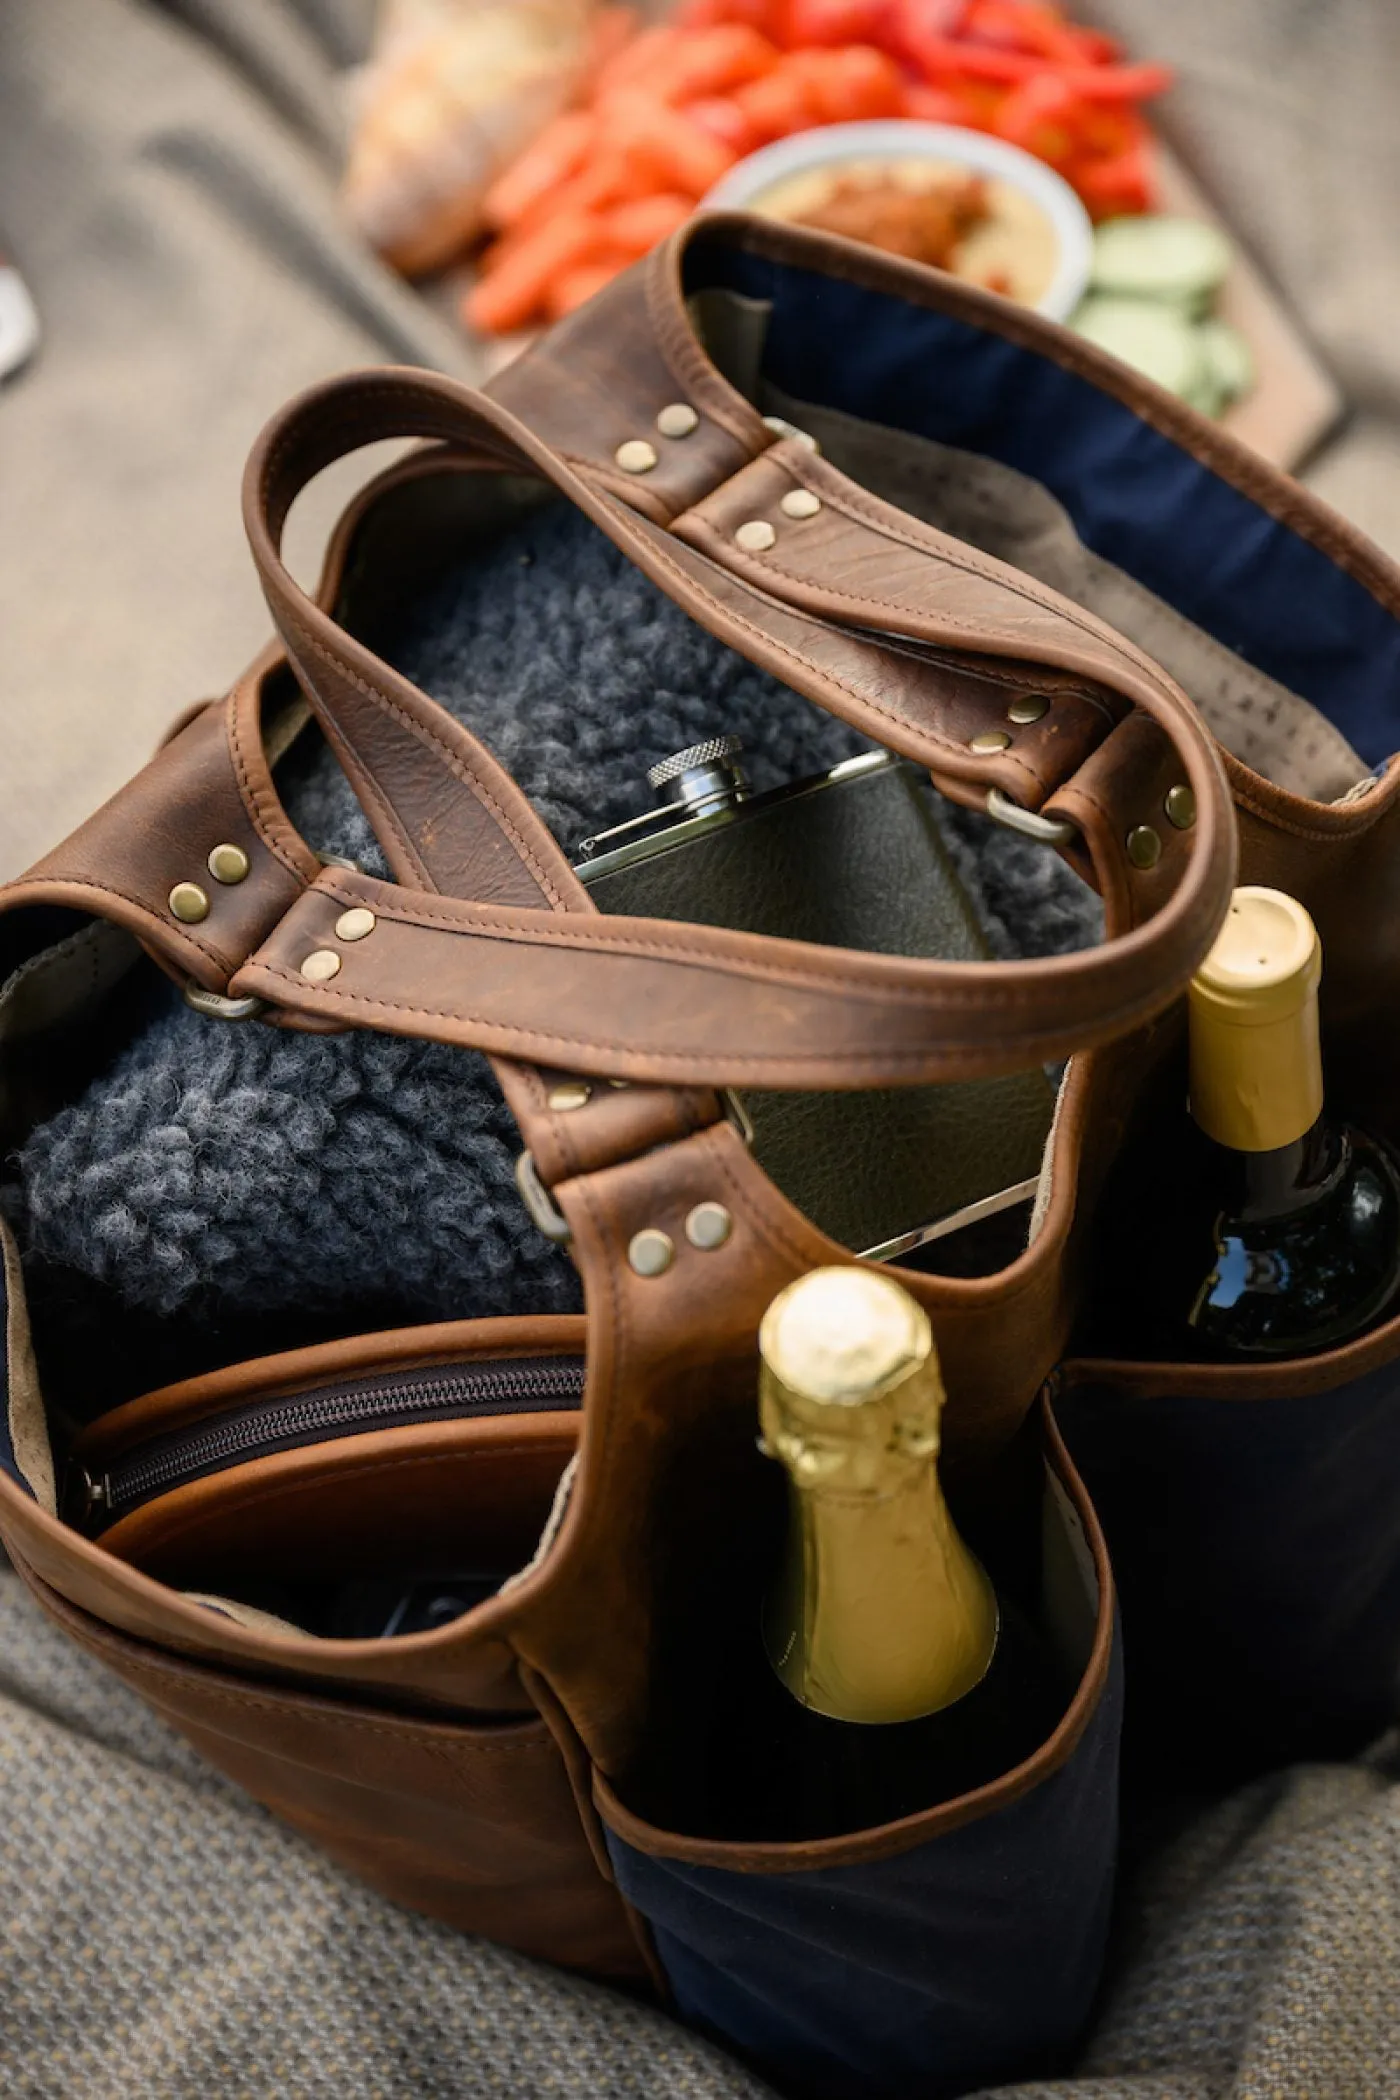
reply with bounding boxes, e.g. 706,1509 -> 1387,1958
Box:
727,1266 -> 1064,1841
1167,885 -> 1400,1357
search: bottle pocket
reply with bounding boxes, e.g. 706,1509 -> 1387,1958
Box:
593,1400 -> 1122,2100
1056,1315 -> 1400,1783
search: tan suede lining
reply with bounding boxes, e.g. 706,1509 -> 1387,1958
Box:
181,1592 -> 309,1638
1,1216 -> 55,1513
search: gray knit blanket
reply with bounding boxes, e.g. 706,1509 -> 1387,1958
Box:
7,500 -> 1100,1375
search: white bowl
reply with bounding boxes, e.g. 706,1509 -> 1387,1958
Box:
703,120 -> 1094,322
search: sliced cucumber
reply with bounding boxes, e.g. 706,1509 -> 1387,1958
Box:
1090,215 -> 1233,310
1196,318 -> 1256,407
1071,295 -> 1208,401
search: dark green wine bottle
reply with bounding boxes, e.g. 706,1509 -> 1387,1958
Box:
1172,887 -> 1400,1358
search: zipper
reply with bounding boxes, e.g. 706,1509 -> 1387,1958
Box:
73,1355 -> 586,1534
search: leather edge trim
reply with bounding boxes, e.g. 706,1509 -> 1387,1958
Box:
1059,1295 -> 1400,1402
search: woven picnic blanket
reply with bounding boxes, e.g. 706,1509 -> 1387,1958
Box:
3,2 -> 1400,2094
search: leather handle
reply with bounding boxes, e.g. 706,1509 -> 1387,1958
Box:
245,376 -> 590,911
241,347 -> 1237,1083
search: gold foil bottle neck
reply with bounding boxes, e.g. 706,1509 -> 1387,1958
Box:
758,1267 -> 942,1495
758,1267 -> 998,1722
1189,886 -> 1324,1152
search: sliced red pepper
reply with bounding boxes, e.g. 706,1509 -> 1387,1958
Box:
903,33 -> 1045,79
963,0 -> 1086,64
1059,60 -> 1173,102
1071,142 -> 1155,216
991,69 -> 1081,149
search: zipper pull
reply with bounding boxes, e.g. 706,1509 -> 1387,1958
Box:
70,1465 -> 110,1528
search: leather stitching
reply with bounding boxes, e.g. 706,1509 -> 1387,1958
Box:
44,873 -> 235,973
627,503 -> 1053,796
79,1643 -> 554,1752
224,694 -> 309,883
717,483 -> 1179,709
290,873 -> 1155,1014
246,964 -> 1171,1068
280,879 -> 1110,1008
281,613 -> 567,909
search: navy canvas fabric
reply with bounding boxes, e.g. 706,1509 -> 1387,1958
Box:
606,1634 -> 1122,2100
1060,1361 -> 1400,1783
689,244 -> 1400,769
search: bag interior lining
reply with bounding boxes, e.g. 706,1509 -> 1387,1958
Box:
763,384 -> 1368,804
2,1217 -> 54,1510
690,254 -> 1400,772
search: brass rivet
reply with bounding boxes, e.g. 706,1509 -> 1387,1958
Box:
207,843 -> 250,885
969,731 -> 1012,755
628,1227 -> 675,1277
168,881 -> 210,923
1007,694 -> 1050,726
548,1081 -> 592,1112
735,519 -> 777,553
1126,824 -> 1163,869
780,489 -> 822,520
335,907 -> 377,942
300,948 -> 342,983
615,439 -> 658,474
656,403 -> 698,438
1164,784 -> 1197,830
685,1201 -> 733,1251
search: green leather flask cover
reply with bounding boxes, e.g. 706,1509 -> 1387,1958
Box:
578,760 -> 1055,1256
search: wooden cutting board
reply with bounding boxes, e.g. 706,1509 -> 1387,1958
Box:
1153,144 -> 1341,471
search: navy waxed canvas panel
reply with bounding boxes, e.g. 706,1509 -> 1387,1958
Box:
606,1634 -> 1121,2100
1060,1359 -> 1400,1782
692,248 -> 1400,769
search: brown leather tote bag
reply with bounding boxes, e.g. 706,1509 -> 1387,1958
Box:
7,209 -> 1392,2097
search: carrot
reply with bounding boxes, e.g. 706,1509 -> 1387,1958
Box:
783,0 -> 890,48
644,23 -> 781,102
466,211 -> 610,334
785,44 -> 905,120
609,91 -> 738,193
504,146 -> 641,240
595,23 -> 687,95
733,62 -> 821,140
602,192 -> 697,253
901,81 -> 967,121
584,6 -> 639,80
548,254 -> 635,318
481,111 -> 596,231
682,94 -> 763,153
676,0 -> 782,34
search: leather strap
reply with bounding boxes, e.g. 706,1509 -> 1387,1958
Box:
231,232 -> 1235,1081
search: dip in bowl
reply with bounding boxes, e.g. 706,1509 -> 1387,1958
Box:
704,120 -> 1094,321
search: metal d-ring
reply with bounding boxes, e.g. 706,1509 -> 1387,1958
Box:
986,788 -> 1079,847
183,981 -> 269,1023
515,1151 -> 573,1244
